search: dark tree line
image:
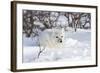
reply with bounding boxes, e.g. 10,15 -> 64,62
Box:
23,10 -> 91,37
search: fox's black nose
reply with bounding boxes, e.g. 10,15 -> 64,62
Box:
60,40 -> 62,43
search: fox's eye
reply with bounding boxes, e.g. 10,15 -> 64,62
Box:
56,36 -> 58,38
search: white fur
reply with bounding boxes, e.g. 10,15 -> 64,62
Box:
38,28 -> 65,49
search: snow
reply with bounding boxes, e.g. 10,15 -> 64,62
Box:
50,12 -> 59,21
85,23 -> 90,27
23,29 -> 91,63
56,15 -> 68,27
33,21 -> 45,28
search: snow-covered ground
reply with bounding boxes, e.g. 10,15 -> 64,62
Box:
23,29 -> 91,63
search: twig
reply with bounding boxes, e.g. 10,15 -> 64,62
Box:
37,39 -> 46,58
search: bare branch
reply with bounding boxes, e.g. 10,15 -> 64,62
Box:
37,38 -> 46,58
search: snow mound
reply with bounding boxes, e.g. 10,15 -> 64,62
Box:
65,38 -> 78,47
23,29 -> 91,63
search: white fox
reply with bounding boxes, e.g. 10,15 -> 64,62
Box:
38,28 -> 65,49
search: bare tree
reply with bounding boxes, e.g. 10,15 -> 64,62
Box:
23,10 -> 91,38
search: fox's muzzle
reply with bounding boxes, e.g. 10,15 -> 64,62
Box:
57,38 -> 62,43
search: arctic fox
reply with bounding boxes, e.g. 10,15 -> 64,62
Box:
38,28 -> 65,49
